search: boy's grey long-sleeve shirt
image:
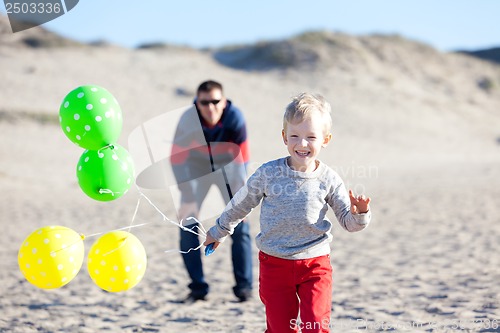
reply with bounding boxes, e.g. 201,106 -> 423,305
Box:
208,157 -> 371,259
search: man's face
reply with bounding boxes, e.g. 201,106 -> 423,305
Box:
196,89 -> 227,127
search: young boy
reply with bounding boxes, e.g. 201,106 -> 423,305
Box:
204,92 -> 371,332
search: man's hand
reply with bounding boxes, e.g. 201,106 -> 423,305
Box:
349,190 -> 371,214
203,233 -> 220,250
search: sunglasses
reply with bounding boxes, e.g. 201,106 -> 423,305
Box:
199,99 -> 221,106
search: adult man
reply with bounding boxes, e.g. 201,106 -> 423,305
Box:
170,80 -> 253,302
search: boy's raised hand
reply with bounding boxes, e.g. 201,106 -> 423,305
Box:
349,190 -> 371,214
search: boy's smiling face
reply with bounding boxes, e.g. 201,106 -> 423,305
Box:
282,115 -> 332,173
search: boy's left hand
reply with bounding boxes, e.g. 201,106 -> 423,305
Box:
349,190 -> 371,214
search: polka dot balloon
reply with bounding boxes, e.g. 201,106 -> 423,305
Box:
77,144 -> 135,202
87,231 -> 147,292
59,85 -> 123,150
18,226 -> 85,289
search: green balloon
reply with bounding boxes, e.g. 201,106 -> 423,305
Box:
77,144 -> 134,202
60,85 -> 123,150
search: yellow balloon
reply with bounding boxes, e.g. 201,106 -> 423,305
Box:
18,226 -> 84,289
88,231 -> 147,292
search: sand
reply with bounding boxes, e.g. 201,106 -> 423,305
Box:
1,29 -> 500,332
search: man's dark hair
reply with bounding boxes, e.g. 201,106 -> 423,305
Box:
197,80 -> 223,95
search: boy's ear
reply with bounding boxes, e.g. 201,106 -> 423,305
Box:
322,133 -> 332,147
281,129 -> 287,145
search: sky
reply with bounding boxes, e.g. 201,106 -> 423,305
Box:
1,0 -> 499,51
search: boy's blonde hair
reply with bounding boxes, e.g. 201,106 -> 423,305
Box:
283,92 -> 332,135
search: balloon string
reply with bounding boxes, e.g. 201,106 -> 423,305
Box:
186,217 -> 208,234
99,189 -> 117,196
48,239 -> 84,256
97,144 -> 114,153
131,188 -> 211,254
78,152 -> 209,256
84,221 -> 154,240
80,190 -> 208,256
102,237 -> 128,257
164,243 -> 204,255
117,140 -> 208,238
137,191 -> 211,254
87,220 -> 152,258
134,189 -> 207,237
127,192 -> 142,233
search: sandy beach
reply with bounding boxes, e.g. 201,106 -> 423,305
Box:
1,19 -> 500,332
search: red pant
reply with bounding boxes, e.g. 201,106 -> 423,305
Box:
259,251 -> 333,333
